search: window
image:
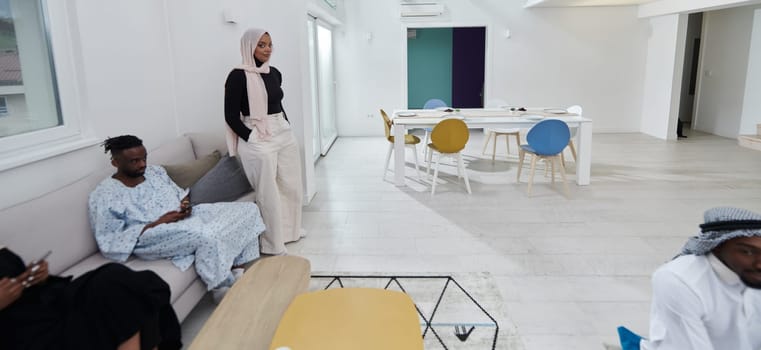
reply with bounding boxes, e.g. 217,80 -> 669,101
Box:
0,0 -> 61,137
0,96 -> 8,115
0,0 -> 94,171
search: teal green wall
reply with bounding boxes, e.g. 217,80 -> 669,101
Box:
407,28 -> 452,109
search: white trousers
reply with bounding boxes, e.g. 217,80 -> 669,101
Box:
237,113 -> 303,254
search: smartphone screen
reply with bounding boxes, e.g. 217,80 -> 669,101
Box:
31,250 -> 52,265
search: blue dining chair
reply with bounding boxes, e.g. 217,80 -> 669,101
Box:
516,119 -> 571,197
423,99 -> 447,109
422,98 -> 448,161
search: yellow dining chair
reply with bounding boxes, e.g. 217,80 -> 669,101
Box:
381,109 -> 421,179
426,118 -> 471,195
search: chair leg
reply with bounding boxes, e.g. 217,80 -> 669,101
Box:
505,134 -> 510,156
456,153 -> 462,180
411,145 -> 421,179
528,154 -> 538,196
426,146 -> 433,178
482,131 -> 494,156
517,149 -> 525,182
431,153 -> 441,195
560,152 -> 566,170
568,139 -> 577,162
458,153 -> 472,194
550,156 -> 556,184
513,133 -> 521,158
383,143 -> 393,179
423,130 -> 430,163
492,133 -> 498,162
558,155 -> 570,197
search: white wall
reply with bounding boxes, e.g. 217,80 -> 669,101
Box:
0,0 -> 321,210
640,14 -> 685,139
694,6 -> 758,138
334,0 -> 651,136
640,0 -> 761,17
739,8 -> 761,135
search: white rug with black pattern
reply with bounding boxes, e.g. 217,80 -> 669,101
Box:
308,272 -> 523,350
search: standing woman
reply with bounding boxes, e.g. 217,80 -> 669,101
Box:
224,28 -> 304,255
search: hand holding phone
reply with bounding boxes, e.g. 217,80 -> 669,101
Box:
24,250 -> 51,288
30,250 -> 52,267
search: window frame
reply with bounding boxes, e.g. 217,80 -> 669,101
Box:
0,0 -> 96,172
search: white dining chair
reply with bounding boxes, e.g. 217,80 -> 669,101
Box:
482,99 -> 521,162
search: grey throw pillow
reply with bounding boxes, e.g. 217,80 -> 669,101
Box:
190,155 -> 253,205
162,151 -> 221,189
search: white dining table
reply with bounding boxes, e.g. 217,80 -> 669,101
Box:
391,108 -> 593,186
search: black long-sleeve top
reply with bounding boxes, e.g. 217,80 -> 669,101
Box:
224,62 -> 287,142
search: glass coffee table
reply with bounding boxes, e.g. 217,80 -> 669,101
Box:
310,275 -> 500,350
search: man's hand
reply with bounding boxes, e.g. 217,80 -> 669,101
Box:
0,277 -> 24,310
142,209 -> 191,234
180,197 -> 192,216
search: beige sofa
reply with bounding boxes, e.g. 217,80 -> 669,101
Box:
0,132 -> 252,321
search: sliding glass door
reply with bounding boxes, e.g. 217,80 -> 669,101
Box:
307,16 -> 338,159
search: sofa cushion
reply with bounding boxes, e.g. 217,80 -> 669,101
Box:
190,156 -> 253,205
162,151 -> 221,189
126,258 -> 200,303
235,192 -> 256,203
187,132 -> 229,159
0,169 -> 109,275
60,253 -> 114,278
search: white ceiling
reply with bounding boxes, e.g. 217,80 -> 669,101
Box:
525,0 -> 658,7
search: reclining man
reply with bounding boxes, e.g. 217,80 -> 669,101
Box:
622,207 -> 761,349
88,135 -> 265,295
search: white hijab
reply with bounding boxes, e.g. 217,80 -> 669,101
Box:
226,28 -> 272,156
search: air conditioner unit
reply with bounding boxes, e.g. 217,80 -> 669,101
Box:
400,3 -> 445,17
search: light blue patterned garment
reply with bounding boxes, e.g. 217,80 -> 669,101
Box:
88,165 -> 265,290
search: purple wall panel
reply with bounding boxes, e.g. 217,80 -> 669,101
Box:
452,27 -> 486,108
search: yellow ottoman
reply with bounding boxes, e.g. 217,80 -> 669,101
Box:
269,288 -> 423,350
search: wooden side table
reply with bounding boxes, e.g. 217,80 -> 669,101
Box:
269,288 -> 424,350
189,256 -> 311,350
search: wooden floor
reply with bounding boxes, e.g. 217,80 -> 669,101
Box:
182,129 -> 761,350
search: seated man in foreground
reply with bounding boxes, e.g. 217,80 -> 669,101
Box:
634,207 -> 761,349
88,135 -> 265,293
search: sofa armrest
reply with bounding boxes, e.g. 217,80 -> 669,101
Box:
188,256 -> 311,350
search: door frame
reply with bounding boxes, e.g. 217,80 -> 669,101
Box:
306,15 -> 339,158
315,19 -> 338,156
